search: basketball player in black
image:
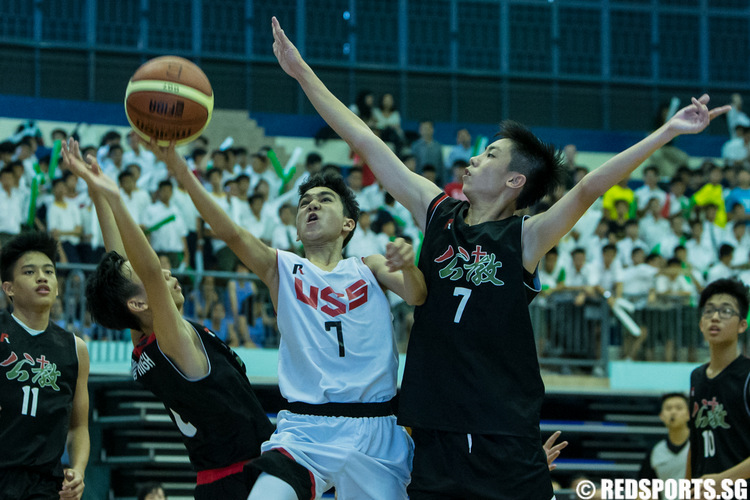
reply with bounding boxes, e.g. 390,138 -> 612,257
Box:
0,231 -> 90,500
272,17 -> 730,498
61,140 -> 308,499
688,279 -> 750,484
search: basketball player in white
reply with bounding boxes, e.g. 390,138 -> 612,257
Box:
148,142 -> 426,499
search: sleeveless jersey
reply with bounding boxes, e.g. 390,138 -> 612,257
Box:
131,321 -> 274,471
649,439 -> 689,482
398,194 -> 544,437
275,250 -> 398,404
689,355 -> 750,478
0,311 -> 79,476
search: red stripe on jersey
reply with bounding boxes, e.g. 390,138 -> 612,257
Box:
196,458 -> 251,485
132,333 -> 157,358
427,193 -> 450,228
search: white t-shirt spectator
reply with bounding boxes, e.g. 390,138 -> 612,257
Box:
621,263 -> 658,297
142,201 -> 187,253
0,187 -> 26,235
47,201 -> 82,244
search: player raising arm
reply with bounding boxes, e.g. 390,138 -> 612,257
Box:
272,15 -> 729,499
61,140 -> 275,500
147,139 -> 425,499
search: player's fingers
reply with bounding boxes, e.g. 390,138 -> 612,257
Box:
549,441 -> 568,453
544,430 -> 561,448
709,104 -> 731,120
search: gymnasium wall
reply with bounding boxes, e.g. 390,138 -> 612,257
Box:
0,0 -> 747,139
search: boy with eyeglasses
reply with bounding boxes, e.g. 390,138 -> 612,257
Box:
688,278 -> 750,484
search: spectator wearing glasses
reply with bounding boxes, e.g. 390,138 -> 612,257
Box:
688,279 -> 750,483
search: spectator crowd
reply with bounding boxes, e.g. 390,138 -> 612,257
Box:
0,93 -> 747,359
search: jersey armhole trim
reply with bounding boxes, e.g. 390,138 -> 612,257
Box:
520,215 -> 542,293
744,371 -> 750,417
425,193 -> 450,230
156,323 -> 212,383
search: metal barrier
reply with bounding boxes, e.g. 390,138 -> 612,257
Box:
53,264 -> 750,370
529,291 -> 749,373
531,292 -> 610,374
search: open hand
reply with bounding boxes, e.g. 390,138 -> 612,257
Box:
142,138 -> 179,170
668,94 -> 731,135
60,139 -> 118,197
384,238 -> 416,273
272,17 -> 307,81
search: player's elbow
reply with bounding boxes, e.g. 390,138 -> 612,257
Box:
406,288 -> 427,306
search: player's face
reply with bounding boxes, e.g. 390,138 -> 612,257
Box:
464,139 -> 518,199
121,261 -> 184,310
699,293 -> 747,345
660,397 -> 689,429
297,187 -> 353,245
2,251 -> 58,309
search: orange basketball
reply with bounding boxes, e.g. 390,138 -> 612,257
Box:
124,56 -> 214,146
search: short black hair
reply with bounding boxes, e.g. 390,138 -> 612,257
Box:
699,278 -> 750,319
0,232 -> 59,282
136,481 -> 164,500
85,251 -> 143,330
660,392 -> 688,409
497,120 -> 566,210
306,152 -> 322,165
719,243 -> 735,259
211,150 -> 228,161
299,172 -> 360,248
118,170 -> 134,183
645,253 -> 661,264
158,180 -> 173,191
643,165 -> 660,176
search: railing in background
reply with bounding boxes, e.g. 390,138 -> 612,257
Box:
52,263 -> 744,379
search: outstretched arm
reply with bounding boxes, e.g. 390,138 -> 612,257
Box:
63,144 -> 207,378
364,238 -> 426,306
61,140 -> 125,255
523,95 -> 730,271
147,142 -> 279,297
272,17 -> 441,230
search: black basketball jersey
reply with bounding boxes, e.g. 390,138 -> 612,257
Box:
0,311 -> 79,476
689,355 -> 750,479
398,194 -> 544,437
131,321 -> 274,471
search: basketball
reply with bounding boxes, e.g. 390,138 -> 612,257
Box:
124,55 -> 214,146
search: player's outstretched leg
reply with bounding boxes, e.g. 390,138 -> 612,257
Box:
247,472 -> 298,500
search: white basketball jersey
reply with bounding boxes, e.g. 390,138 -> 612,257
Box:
276,250 -> 398,404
